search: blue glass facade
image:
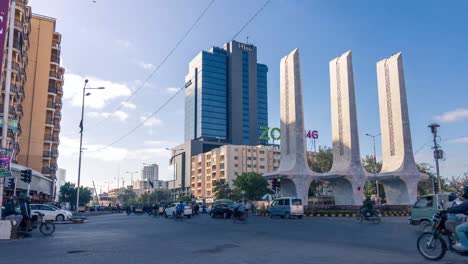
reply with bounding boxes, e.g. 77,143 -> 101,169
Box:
242,52 -> 250,144
200,48 -> 227,139
257,64 -> 268,144
185,41 -> 268,145
185,48 -> 227,141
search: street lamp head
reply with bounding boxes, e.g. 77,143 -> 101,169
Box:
86,92 -> 91,96
96,87 -> 105,89
85,79 -> 89,83
365,133 -> 370,136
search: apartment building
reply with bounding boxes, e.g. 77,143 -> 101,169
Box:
0,0 -> 31,162
190,145 -> 280,199
17,14 -> 64,178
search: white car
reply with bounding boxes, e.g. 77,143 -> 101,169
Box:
30,204 -> 73,222
164,203 -> 193,218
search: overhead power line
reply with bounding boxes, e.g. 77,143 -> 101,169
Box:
91,0 -> 273,153
90,0 -> 216,129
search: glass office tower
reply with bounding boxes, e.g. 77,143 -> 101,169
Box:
185,41 -> 268,146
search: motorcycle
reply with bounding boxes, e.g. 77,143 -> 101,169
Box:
417,210 -> 468,261
357,209 -> 381,224
232,209 -> 248,224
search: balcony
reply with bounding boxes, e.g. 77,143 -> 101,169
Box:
45,118 -> 54,126
50,55 -> 60,65
56,98 -> 62,106
44,135 -> 53,142
49,71 -> 60,79
43,151 -> 52,158
54,112 -> 61,119
12,61 -> 20,72
54,124 -> 61,131
0,105 -> 17,117
56,86 -> 63,94
41,167 -> 52,175
48,86 -> 57,94
52,136 -> 59,144
47,102 -> 56,110
52,42 -> 61,50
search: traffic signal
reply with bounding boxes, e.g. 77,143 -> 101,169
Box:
276,178 -> 281,190
20,169 -> 32,183
272,178 -> 277,189
7,178 -> 15,189
272,178 -> 282,190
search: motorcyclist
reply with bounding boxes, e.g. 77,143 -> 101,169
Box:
234,201 -> 246,219
361,197 -> 374,219
176,201 -> 185,218
446,185 -> 468,251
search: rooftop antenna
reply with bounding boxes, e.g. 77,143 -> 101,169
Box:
246,36 -> 249,44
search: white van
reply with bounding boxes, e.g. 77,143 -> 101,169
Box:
269,197 -> 304,219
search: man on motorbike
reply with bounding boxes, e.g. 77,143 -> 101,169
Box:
176,201 -> 185,218
446,185 -> 468,251
361,197 -> 374,219
233,201 -> 246,219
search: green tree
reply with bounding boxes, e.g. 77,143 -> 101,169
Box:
446,172 -> 468,193
416,163 -> 449,195
59,182 -> 93,208
150,189 -> 171,203
117,188 -> 137,206
362,155 -> 385,200
212,179 -> 232,199
362,155 -> 382,173
232,172 -> 272,201
309,146 -> 333,173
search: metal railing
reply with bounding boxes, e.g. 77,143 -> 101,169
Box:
44,135 -> 53,141
50,55 -> 60,64
48,86 -> 57,93
43,151 -> 52,158
45,118 -> 54,125
47,102 -> 56,109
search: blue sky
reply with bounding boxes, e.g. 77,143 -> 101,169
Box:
29,0 -> 468,191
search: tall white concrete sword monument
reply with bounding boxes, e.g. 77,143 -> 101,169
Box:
323,50 -> 365,205
374,52 -> 425,205
264,49 -> 318,205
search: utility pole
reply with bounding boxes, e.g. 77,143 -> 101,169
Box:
366,133 -> 381,205
428,123 -> 442,193
0,0 -> 16,218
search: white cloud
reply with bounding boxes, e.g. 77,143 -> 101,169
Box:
59,136 -> 169,162
121,102 -> 136,109
115,39 -> 132,48
137,61 -> 156,71
166,87 -> 180,94
63,73 -> 131,109
87,110 -> 129,122
447,137 -> 468,144
140,116 -> 162,127
434,108 -> 468,123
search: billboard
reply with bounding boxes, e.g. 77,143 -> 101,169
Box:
0,148 -> 13,177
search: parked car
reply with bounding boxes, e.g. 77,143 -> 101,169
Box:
164,203 -> 193,218
210,199 -> 236,219
269,197 -> 304,219
30,204 -> 73,222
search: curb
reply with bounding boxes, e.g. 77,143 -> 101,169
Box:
255,212 -> 409,218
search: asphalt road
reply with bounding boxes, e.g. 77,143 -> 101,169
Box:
0,213 -> 466,264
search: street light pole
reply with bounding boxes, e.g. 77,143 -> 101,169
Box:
75,80 -> 105,211
166,147 -> 184,202
126,171 -> 138,188
365,133 -> 381,205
